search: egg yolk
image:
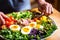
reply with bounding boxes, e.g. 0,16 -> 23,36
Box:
11,26 -> 18,29
29,23 -> 35,27
36,24 -> 40,29
23,28 -> 29,32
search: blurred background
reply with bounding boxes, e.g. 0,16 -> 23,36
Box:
30,0 -> 60,12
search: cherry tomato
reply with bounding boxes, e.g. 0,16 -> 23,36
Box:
9,16 -> 17,22
33,18 -> 38,22
5,18 -> 12,22
10,16 -> 14,20
4,16 -> 16,27
5,21 -> 14,26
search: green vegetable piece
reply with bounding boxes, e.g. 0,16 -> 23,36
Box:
37,35 -> 41,40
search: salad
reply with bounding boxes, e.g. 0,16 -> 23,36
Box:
0,11 -> 57,40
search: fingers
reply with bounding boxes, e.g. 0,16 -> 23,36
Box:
48,4 -> 53,14
0,12 -> 9,19
38,2 -> 53,16
46,5 -> 48,13
0,15 -> 5,24
45,3 -> 53,15
38,6 -> 45,15
38,6 -> 43,13
48,6 -> 51,14
51,7 -> 53,13
48,4 -> 53,13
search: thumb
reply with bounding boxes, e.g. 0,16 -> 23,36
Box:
0,15 -> 5,24
0,12 -> 9,19
41,12 -> 44,15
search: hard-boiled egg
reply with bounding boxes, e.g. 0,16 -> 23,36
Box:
35,24 -> 40,29
40,25 -> 44,29
21,26 -> 31,34
35,24 -> 44,29
9,25 -> 20,31
29,22 -> 36,28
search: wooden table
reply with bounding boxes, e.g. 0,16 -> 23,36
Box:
46,8 -> 60,40
31,8 -> 60,40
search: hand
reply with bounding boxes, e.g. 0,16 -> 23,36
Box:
0,12 -> 9,25
38,0 -> 53,15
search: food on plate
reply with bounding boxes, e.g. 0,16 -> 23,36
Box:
40,16 -> 47,22
1,25 -> 7,29
21,26 -> 31,34
0,11 -> 57,40
7,11 -> 33,20
9,25 -> 20,31
29,22 -> 36,28
35,24 -> 44,29
4,16 -> 17,27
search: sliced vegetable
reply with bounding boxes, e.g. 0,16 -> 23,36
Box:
1,25 -> 7,29
21,26 -> 31,34
9,25 -> 20,31
5,20 -> 14,27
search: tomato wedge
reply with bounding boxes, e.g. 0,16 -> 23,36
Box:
4,16 -> 15,27
9,16 -> 17,22
33,18 -> 38,22
5,21 -> 14,26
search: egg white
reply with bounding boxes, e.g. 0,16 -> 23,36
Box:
21,26 -> 31,34
9,25 -> 20,31
29,22 -> 37,28
35,24 -> 44,29
40,25 -> 44,29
